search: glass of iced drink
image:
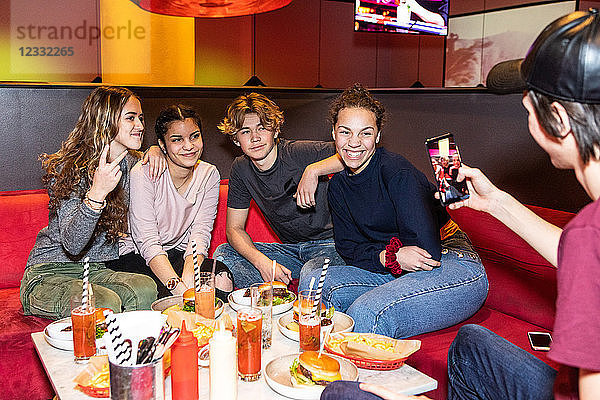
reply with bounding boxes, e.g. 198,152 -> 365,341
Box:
71,287 -> 96,363
250,282 -> 273,349
298,289 -> 321,352
195,272 -> 215,319
237,307 -> 262,381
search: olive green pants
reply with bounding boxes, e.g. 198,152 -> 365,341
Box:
20,262 -> 158,320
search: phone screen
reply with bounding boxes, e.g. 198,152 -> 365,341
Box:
528,332 -> 552,351
425,133 -> 470,206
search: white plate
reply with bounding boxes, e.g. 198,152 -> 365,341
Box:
44,317 -> 73,351
277,311 -> 355,342
44,317 -> 106,353
264,353 -> 358,400
151,295 -> 224,319
228,288 -> 295,315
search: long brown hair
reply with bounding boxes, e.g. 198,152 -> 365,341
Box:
41,86 -> 140,241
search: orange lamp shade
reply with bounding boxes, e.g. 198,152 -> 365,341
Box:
130,0 -> 294,18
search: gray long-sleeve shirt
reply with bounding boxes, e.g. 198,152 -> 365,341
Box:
26,154 -> 136,266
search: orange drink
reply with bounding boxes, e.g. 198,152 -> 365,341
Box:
298,289 -> 321,352
237,308 -> 262,381
71,305 -> 96,362
195,272 -> 215,319
195,287 -> 215,319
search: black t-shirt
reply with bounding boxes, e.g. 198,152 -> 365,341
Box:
227,139 -> 336,243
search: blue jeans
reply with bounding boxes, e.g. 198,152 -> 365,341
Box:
299,248 -> 488,338
212,239 -> 345,289
448,325 -> 557,400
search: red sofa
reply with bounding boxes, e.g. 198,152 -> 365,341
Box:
0,182 -> 574,399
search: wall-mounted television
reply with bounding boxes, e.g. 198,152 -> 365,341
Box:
354,0 -> 448,35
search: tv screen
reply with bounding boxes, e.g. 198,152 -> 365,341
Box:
354,0 -> 448,35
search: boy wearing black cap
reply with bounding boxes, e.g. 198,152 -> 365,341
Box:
446,9 -> 600,400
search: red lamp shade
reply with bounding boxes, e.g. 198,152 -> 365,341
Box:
130,0 -> 293,18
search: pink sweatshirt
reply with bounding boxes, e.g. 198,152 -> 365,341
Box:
121,160 -> 220,265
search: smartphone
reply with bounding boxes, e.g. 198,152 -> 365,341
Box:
425,133 -> 470,206
528,331 -> 552,351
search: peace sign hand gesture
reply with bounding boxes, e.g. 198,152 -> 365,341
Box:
87,145 -> 128,202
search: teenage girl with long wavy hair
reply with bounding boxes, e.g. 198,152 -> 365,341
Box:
20,86 -> 159,319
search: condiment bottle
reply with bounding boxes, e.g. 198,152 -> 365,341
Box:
209,320 -> 237,400
171,320 -> 199,400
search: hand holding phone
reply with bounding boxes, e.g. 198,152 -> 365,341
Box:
425,133 -> 470,206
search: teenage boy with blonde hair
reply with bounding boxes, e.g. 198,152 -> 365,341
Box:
213,93 -> 344,288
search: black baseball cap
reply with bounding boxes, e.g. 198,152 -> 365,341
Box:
486,9 -> 600,104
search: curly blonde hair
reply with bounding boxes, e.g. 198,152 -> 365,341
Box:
41,86 -> 140,242
218,93 -> 284,140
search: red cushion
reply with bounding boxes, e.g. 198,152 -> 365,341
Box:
449,206 -> 574,329
208,181 -> 280,256
0,287 -> 54,399
0,190 -> 49,289
411,306 -> 559,400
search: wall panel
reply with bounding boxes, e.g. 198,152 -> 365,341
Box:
194,17 -> 253,86
319,1 -> 377,88
418,36 -> 445,87
376,34 -> 420,87
450,1 -> 485,15
579,1 -> 598,10
255,0 -> 320,87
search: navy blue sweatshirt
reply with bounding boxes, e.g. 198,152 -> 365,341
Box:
327,148 -> 449,273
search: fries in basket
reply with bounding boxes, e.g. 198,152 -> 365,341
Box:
326,332 -> 420,361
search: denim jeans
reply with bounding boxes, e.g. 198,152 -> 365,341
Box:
299,248 -> 488,338
20,262 -> 158,320
448,325 -> 556,400
212,239 -> 344,289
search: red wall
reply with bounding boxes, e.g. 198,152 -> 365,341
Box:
194,0 -> 582,88
194,0 -> 443,88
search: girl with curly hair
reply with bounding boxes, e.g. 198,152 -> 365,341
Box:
20,86 -> 159,319
301,84 -> 488,338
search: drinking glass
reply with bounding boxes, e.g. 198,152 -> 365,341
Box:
236,307 -> 262,382
195,272 -> 215,319
250,282 -> 273,349
71,286 -> 96,363
298,289 -> 320,352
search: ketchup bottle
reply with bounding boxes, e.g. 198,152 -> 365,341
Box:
171,320 -> 198,400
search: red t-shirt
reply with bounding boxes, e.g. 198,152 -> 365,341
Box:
549,198 -> 600,399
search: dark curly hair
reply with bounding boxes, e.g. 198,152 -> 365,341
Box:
328,83 -> 387,131
40,86 -> 140,242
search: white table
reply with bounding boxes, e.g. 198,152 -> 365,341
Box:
32,308 -> 437,399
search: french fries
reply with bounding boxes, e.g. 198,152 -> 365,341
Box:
327,333 -> 396,353
191,323 -> 215,347
326,332 -> 421,361
86,363 -> 110,388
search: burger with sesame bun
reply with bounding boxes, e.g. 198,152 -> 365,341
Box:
182,288 -> 196,312
290,350 -> 341,387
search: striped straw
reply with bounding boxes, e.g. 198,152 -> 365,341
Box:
105,312 -> 132,366
82,257 -> 90,309
312,258 -> 330,316
192,240 -> 200,292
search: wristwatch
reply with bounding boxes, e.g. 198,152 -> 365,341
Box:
165,277 -> 181,291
